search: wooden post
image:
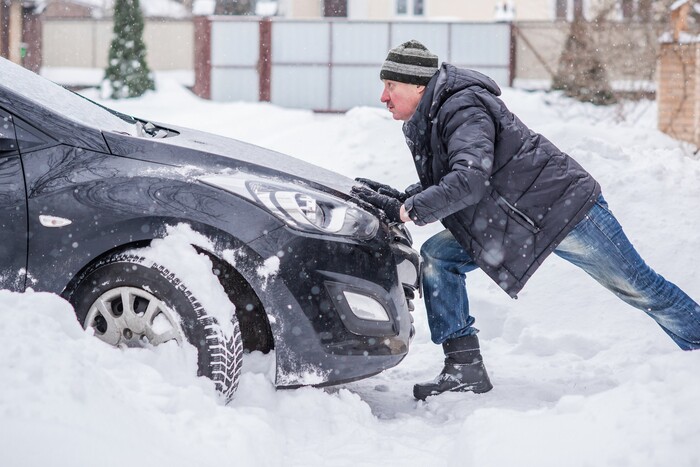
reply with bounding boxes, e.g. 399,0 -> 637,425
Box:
258,17 -> 272,102
193,16 -> 212,99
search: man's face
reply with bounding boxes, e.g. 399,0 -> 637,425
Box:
380,80 -> 425,121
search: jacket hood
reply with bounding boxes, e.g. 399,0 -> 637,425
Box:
427,63 -> 502,119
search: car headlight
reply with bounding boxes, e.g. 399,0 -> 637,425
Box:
200,174 -> 379,240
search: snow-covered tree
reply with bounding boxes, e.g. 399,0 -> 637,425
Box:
103,0 -> 155,99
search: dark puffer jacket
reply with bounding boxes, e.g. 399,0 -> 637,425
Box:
403,64 -> 600,297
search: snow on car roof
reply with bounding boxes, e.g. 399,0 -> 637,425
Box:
0,57 -> 139,136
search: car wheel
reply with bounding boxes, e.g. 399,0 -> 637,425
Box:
66,253 -> 243,403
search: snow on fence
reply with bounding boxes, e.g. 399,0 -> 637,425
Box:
193,17 -> 513,112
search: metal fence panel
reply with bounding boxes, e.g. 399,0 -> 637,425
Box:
271,65 -> 329,109
332,22 -> 389,64
331,66 -> 384,109
451,23 -> 510,66
330,22 -> 389,110
451,23 -> 511,86
206,18 -> 513,111
209,20 -> 259,102
211,68 -> 259,101
272,22 -> 330,63
211,21 -> 259,67
270,22 -> 331,108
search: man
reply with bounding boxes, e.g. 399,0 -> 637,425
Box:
351,40 -> 700,401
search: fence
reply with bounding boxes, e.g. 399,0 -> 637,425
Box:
42,18 -> 193,70
513,21 -> 663,92
39,17 -> 665,111
194,17 -> 513,111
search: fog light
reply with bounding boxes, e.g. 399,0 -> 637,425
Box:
343,291 -> 390,322
397,258 -> 418,287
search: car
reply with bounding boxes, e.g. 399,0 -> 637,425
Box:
0,57 -> 421,402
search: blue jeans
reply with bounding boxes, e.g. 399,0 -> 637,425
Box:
421,195 -> 700,350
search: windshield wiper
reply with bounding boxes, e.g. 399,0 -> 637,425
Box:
141,121 -> 169,138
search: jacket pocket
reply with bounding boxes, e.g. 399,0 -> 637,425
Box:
497,196 -> 541,233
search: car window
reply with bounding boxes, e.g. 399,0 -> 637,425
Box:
0,57 -> 139,136
0,109 -> 18,155
15,118 -> 54,153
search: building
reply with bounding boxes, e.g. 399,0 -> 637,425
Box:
1,0 -> 191,71
277,0 -> 659,22
41,0 -> 190,19
42,0 -> 98,18
0,1 -> 42,70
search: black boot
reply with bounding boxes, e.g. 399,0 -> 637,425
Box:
413,334 -> 493,401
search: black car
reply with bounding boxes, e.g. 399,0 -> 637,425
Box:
0,58 -> 420,402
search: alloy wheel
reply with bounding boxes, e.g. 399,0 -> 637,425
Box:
84,286 -> 185,348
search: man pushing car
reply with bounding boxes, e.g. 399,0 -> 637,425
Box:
352,40 -> 700,401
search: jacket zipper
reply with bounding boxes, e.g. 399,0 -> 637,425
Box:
499,196 -> 540,232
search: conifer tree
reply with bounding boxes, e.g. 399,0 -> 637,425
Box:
103,0 -> 155,99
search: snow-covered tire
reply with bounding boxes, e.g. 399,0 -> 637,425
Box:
66,253 -> 242,403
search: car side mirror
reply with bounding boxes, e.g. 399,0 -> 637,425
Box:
0,136 -> 17,154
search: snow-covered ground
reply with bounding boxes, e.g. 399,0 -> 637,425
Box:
1,73 -> 699,467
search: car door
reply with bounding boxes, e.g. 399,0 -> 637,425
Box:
0,108 -> 28,291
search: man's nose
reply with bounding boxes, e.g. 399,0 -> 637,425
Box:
380,88 -> 389,103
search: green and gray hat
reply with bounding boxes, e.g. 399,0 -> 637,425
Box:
380,40 -> 439,86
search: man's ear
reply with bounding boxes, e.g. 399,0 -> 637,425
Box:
416,85 -> 426,95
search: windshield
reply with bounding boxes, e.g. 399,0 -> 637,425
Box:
0,57 -> 140,136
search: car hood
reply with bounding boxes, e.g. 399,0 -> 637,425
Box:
103,124 -> 356,195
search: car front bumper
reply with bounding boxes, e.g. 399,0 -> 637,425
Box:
244,222 -> 421,389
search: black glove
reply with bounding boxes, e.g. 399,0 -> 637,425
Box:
351,186 -> 403,224
354,177 -> 408,202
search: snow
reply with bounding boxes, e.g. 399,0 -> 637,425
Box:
192,0 -> 215,16
139,0 -> 188,19
256,1 -> 278,16
658,30 -> 700,43
670,0 -> 690,12
2,70 -> 700,466
133,223 -> 237,338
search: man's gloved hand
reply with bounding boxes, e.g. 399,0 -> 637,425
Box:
354,177 -> 408,202
351,186 -> 403,224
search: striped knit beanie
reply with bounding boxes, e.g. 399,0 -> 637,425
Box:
380,40 -> 439,86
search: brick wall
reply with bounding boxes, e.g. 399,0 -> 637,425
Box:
658,42 -> 699,145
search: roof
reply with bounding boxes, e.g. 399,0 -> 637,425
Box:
37,0 -> 190,18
